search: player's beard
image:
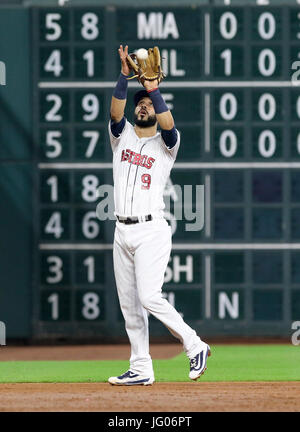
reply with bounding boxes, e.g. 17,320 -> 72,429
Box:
134,113 -> 157,128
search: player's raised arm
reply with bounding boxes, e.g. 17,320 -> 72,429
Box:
143,79 -> 174,130
110,44 -> 130,123
143,79 -> 178,150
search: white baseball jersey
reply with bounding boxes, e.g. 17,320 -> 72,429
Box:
108,118 -> 180,217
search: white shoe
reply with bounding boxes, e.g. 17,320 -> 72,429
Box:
108,370 -> 155,386
189,343 -> 211,380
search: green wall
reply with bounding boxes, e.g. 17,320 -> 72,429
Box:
0,8 -> 32,337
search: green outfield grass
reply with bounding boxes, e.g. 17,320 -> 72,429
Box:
0,345 -> 299,383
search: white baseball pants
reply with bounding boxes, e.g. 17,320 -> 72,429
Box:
113,217 -> 202,377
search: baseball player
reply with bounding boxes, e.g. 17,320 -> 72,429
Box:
107,45 -> 210,385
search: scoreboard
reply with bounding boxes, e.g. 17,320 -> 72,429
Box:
2,0 -> 300,340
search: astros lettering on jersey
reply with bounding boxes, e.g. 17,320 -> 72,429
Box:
108,119 -> 180,218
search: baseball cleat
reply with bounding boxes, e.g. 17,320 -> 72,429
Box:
189,343 -> 211,381
108,370 -> 155,386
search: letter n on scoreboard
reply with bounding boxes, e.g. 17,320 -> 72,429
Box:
215,290 -> 244,320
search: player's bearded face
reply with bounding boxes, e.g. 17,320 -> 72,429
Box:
134,100 -> 157,128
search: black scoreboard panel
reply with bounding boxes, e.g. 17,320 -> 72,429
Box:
31,3 -> 300,339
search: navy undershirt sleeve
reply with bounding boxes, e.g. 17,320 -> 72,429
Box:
110,116 -> 126,138
161,127 -> 178,149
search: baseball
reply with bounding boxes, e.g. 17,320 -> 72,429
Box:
136,48 -> 148,60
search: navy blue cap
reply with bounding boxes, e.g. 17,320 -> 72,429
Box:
134,90 -> 150,106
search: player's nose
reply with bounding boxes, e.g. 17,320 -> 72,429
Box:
139,105 -> 147,113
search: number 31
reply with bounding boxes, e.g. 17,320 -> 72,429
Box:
141,174 -> 151,190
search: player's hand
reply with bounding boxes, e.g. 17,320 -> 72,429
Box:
143,79 -> 159,91
119,44 -> 130,76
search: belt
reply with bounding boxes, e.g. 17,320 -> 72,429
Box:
116,214 -> 153,225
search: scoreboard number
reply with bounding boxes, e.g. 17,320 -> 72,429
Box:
220,49 -> 232,76
44,49 -> 63,77
42,253 -> 104,286
82,131 -> 99,158
81,13 -> 99,40
81,94 -> 99,121
46,256 -> 63,284
216,90 -> 280,159
44,49 -> 64,77
258,93 -> 276,121
257,12 -> 276,40
82,50 -> 95,77
45,94 -> 63,121
219,130 -> 237,158
45,13 -> 62,41
47,293 -> 59,320
258,49 -> 276,77
46,175 -> 58,202
219,12 -> 238,40
219,93 -> 237,121
42,130 -> 100,160
83,256 -> 95,283
82,292 -> 100,320
42,92 -> 102,123
258,130 -> 276,158
45,291 -> 102,321
81,174 -> 99,202
45,131 -> 62,158
45,211 -> 64,239
82,211 -> 100,239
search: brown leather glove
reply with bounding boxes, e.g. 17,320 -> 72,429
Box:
126,47 -> 165,85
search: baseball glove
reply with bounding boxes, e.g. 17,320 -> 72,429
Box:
126,47 -> 165,85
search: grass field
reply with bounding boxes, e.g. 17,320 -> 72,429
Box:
0,345 -> 299,383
